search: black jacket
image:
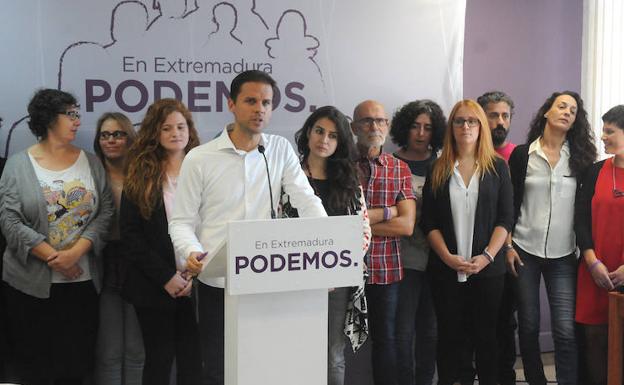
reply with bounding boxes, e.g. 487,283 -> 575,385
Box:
574,160 -> 606,253
420,157 -> 514,278
508,143 -> 531,227
120,192 -> 179,308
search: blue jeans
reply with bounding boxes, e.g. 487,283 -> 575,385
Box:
328,287 -> 350,385
396,270 -> 436,385
94,288 -> 144,385
515,248 -> 578,385
365,281 -> 400,385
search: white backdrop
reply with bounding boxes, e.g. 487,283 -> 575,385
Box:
0,0 -> 465,156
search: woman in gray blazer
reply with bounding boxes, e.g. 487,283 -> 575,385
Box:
0,89 -> 113,385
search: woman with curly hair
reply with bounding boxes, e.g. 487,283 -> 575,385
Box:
506,91 -> 596,385
0,89 -> 114,385
420,99 -> 513,385
390,100 -> 446,385
288,105 -> 371,385
120,98 -> 202,385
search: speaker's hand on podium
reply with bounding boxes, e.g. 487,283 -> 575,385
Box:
185,251 -> 207,276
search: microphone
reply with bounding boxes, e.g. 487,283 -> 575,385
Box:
257,144 -> 276,219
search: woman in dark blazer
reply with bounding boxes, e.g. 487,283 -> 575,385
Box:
420,99 -> 513,385
120,99 -> 202,385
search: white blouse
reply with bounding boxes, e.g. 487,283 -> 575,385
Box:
513,139 -> 577,258
450,161 -> 480,281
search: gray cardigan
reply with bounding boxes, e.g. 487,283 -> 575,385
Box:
0,150 -> 113,298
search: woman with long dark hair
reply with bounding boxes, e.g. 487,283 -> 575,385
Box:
120,98 -> 202,385
289,105 -> 371,385
390,100 -> 446,385
92,112 -> 144,385
507,91 -> 596,385
420,99 -> 513,385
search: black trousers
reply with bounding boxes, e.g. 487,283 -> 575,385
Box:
430,273 -> 504,385
134,297 -> 202,385
197,282 -> 224,385
3,281 -> 98,385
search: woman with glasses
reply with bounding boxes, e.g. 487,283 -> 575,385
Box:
575,105 -> 624,385
0,88 -> 114,385
420,99 -> 513,385
390,100 -> 446,385
93,112 -> 145,385
284,106 -> 370,385
507,91 -> 596,385
120,99 -> 202,385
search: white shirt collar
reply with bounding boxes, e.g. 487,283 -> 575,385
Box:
528,137 -> 570,157
215,124 -> 268,153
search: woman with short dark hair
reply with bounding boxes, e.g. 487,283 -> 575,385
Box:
575,105 -> 624,385
0,88 -> 114,385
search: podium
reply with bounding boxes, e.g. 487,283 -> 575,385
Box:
200,215 -> 364,385
608,291 -> 624,385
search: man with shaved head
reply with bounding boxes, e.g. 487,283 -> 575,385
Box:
351,100 -> 416,385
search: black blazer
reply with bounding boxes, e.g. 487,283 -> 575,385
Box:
508,144 -> 530,226
120,192 -> 178,308
420,157 -> 514,278
574,160 -> 605,253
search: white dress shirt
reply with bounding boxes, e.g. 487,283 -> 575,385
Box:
450,162 -> 480,280
168,126 -> 327,287
513,139 -> 576,258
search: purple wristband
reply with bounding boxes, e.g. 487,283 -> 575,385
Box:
383,207 -> 391,221
588,260 -> 602,272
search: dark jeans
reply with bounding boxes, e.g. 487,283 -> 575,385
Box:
134,297 -> 202,385
365,281 -> 400,385
430,273 -> 504,385
515,248 -> 578,385
328,287 -> 350,385
396,270 -> 436,385
198,282 -> 224,385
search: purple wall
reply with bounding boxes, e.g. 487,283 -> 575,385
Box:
346,2 -> 583,384
463,0 -> 583,145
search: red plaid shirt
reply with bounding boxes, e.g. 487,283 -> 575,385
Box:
358,153 -> 414,284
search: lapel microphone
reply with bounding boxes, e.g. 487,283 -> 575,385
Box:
257,144 -> 276,219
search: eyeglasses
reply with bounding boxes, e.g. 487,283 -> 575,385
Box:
452,118 -> 480,128
60,110 -> 81,121
355,117 -> 388,128
613,164 -> 624,198
99,130 -> 129,140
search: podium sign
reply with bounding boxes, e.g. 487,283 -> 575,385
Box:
226,215 -> 363,295
221,215 -> 364,385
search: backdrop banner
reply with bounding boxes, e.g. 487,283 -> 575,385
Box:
0,0 -> 465,156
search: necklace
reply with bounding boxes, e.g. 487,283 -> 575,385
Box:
613,159 -> 624,198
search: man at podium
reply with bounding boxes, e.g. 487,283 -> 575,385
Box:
169,70 -> 327,385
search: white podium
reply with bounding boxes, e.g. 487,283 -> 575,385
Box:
202,215 -> 363,385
